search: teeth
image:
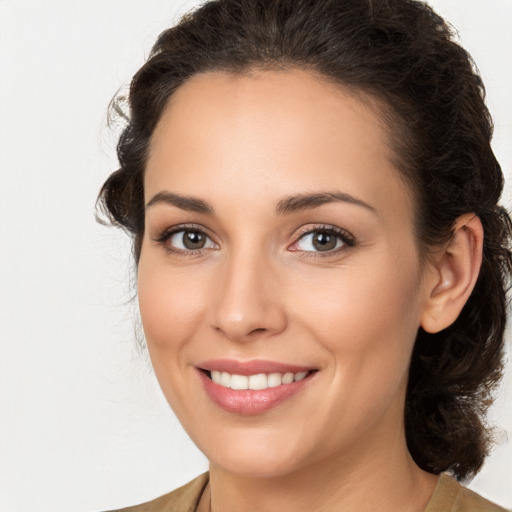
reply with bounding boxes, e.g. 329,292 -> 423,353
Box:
208,370 -> 310,390
211,370 -> 221,384
248,373 -> 268,390
231,374 -> 249,390
221,372 -> 231,387
267,373 -> 282,387
282,372 -> 294,384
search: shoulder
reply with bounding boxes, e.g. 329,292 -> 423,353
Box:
425,473 -> 509,512
106,473 -> 209,512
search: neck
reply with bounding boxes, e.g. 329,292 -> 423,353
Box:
204,426 -> 438,512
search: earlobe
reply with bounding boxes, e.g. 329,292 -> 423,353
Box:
421,214 -> 483,333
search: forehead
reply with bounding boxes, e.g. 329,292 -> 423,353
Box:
145,69 -> 414,229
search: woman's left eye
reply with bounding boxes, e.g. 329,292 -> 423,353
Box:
290,228 -> 355,253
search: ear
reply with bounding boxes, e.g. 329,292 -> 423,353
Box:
420,213 -> 483,334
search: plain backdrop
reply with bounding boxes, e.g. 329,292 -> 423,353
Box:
0,1 -> 511,511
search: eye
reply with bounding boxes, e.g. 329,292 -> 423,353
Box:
155,226 -> 218,253
296,231 -> 343,252
171,230 -> 216,250
289,226 -> 355,254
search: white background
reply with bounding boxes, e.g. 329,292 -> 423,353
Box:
0,1 -> 511,511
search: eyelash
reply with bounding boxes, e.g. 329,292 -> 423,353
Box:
290,224 -> 356,258
153,223 -> 217,256
153,223 -> 356,258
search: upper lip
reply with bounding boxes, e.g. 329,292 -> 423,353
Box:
197,359 -> 315,375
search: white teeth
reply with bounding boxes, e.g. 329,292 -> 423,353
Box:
221,372 -> 231,387
267,373 -> 283,387
208,370 -> 311,390
282,372 -> 294,384
230,374 -> 249,390
248,373 -> 268,390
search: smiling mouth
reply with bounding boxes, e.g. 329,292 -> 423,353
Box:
203,369 -> 315,390
197,363 -> 318,414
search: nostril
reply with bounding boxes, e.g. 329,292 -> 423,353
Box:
209,297 -> 287,341
248,327 -> 267,335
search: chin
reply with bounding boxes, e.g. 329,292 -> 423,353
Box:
211,454 -> 303,479
196,430 -> 312,479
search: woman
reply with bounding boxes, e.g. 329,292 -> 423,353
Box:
99,0 -> 511,510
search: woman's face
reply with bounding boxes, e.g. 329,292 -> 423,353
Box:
138,69 -> 434,478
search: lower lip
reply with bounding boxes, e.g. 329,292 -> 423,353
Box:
198,370 -> 315,415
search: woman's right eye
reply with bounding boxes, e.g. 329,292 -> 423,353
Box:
157,228 -> 218,252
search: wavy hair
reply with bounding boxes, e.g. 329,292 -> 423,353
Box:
97,0 -> 512,480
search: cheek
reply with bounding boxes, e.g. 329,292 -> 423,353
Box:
290,250 -> 423,370
136,256 -> 211,415
137,257 -> 207,354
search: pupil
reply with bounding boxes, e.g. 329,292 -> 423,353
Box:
183,231 -> 205,249
313,232 -> 336,251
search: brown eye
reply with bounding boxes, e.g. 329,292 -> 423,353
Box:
291,227 -> 354,254
311,231 -> 337,251
182,231 -> 206,249
167,229 -> 217,251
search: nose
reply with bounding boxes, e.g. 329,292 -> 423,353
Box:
208,251 -> 287,342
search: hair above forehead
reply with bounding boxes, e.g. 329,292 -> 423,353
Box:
120,0 -> 501,251
98,0 -> 512,482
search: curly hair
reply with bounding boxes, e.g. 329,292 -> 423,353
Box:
97,0 -> 512,481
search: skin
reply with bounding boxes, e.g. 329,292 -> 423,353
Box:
137,69 -> 482,512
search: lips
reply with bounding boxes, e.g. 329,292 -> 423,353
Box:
197,359 -> 317,414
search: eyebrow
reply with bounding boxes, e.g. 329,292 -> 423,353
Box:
145,190 -> 376,216
146,191 -> 214,215
276,191 -> 377,215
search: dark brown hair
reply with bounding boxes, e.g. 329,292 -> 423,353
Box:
97,0 -> 512,481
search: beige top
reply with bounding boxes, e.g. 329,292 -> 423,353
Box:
108,472 -> 509,512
